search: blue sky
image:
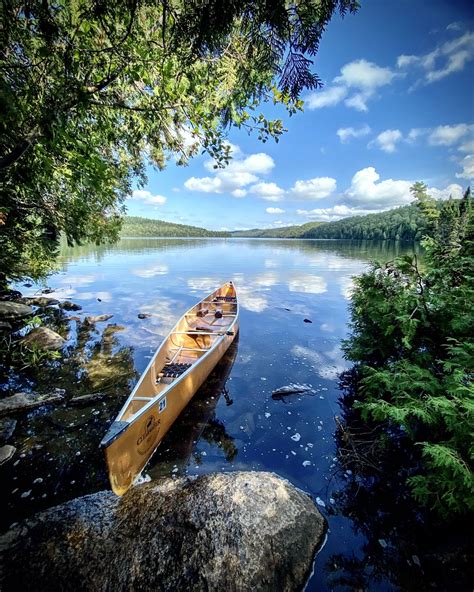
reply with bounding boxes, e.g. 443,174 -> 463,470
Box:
126,0 -> 474,231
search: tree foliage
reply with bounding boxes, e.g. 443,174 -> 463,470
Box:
343,184 -> 474,516
0,0 -> 358,283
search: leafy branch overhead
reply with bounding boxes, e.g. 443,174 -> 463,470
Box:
0,0 -> 358,282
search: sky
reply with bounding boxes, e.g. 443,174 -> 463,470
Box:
126,0 -> 474,231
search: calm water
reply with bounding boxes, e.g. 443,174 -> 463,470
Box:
3,238 -> 432,591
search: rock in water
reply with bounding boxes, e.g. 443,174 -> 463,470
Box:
0,472 -> 325,592
0,419 -> 17,441
0,391 -> 64,417
0,301 -> 33,321
22,296 -> 59,307
0,445 -> 16,465
59,301 -> 82,311
272,383 -> 316,399
85,314 -> 113,324
21,327 -> 66,350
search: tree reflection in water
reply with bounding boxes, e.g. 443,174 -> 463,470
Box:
325,369 -> 473,591
0,306 -> 137,531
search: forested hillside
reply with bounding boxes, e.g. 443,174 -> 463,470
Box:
231,221 -> 325,238
121,217 -> 230,238
304,204 -> 428,240
232,204 -> 428,240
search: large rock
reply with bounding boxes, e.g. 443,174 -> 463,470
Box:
0,301 -> 33,321
0,391 -> 64,417
21,327 -> 66,350
0,472 -> 325,592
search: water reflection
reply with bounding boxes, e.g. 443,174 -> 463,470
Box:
147,339 -> 239,476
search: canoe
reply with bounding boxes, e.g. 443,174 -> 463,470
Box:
100,281 -> 239,496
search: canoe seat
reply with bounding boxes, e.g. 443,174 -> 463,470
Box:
159,362 -> 192,378
214,296 -> 237,302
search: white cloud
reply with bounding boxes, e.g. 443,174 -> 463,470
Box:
427,184 -> 464,200
371,129 -> 403,153
290,177 -> 337,200
344,93 -> 371,112
335,59 -> 396,90
447,22 -> 463,32
406,128 -> 429,143
184,176 -> 222,193
337,124 -> 371,143
185,150 -> 274,196
428,124 -> 472,146
459,139 -> 474,153
345,167 -> 413,209
308,59 -> 396,112
232,189 -> 247,198
305,86 -> 347,109
297,204 -> 380,222
397,32 -> 474,85
266,207 -> 285,214
130,189 -> 167,206
250,182 -> 285,202
456,155 -> 474,181
397,55 -> 419,68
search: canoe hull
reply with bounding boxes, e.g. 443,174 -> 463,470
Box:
103,321 -> 238,495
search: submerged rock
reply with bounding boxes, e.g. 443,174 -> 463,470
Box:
0,445 -> 15,465
0,301 -> 33,321
59,301 -> 82,311
0,419 -> 17,441
272,383 -> 316,399
22,296 -> 59,307
0,472 -> 325,592
21,327 -> 66,351
0,391 -> 64,417
85,314 -> 113,324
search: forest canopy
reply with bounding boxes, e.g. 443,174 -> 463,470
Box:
0,0 -> 358,284
231,203 -> 430,240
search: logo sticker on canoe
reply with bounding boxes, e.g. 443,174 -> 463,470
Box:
159,397 -> 167,413
136,413 -> 160,455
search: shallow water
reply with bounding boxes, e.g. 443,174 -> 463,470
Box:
3,238 -> 440,591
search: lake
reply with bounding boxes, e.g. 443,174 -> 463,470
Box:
4,237 -> 436,591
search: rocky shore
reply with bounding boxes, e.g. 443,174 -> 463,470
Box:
0,471 -> 325,592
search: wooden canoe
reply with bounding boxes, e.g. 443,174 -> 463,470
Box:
100,281 -> 239,496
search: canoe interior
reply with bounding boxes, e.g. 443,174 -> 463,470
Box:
100,281 -> 239,495
119,281 -> 237,421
